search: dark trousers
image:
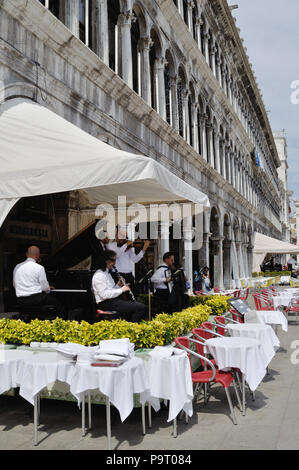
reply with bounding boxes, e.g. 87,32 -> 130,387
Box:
97,296 -> 146,323
17,292 -> 66,319
154,289 -> 172,314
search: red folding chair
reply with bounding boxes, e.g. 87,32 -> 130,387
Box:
239,288 -> 250,301
175,336 -> 241,425
285,298 -> 299,325
234,290 -> 241,298
252,293 -> 274,311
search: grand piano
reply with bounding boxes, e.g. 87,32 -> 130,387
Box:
43,220 -> 102,323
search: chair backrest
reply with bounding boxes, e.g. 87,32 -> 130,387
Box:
215,316 -> 226,336
229,307 -> 244,323
174,336 -> 192,370
191,328 -> 211,367
201,321 -> 213,331
214,287 -> 220,293
252,293 -> 274,311
234,290 -> 241,298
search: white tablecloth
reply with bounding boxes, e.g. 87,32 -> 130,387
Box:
0,350 -> 34,395
256,310 -> 288,332
140,352 -> 193,423
273,295 -> 294,309
70,357 -> 149,422
206,337 -> 267,391
227,323 -> 279,366
16,352 -> 76,405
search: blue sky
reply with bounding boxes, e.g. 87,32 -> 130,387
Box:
232,0 -> 299,205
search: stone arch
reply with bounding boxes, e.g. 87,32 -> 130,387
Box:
149,27 -> 163,111
0,82 -> 37,104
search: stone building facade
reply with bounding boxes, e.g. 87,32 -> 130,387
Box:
274,131 -> 292,264
0,0 -> 283,292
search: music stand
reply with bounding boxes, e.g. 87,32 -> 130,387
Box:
137,270 -> 154,321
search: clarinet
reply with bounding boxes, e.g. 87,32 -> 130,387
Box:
112,267 -> 136,303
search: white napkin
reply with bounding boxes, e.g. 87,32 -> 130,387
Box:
149,346 -> 185,359
56,343 -> 90,361
98,338 -> 135,358
93,353 -> 127,362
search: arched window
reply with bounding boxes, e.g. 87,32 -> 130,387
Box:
39,0 -> 63,21
108,0 -> 120,73
192,4 -> 198,41
164,50 -> 176,127
183,0 -> 189,26
205,107 -> 211,164
177,68 -> 187,138
200,16 -> 206,57
150,29 -> 162,111
131,14 -> 140,94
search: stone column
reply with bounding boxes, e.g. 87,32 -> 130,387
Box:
184,91 -> 190,144
183,222 -> 194,294
219,137 -> 226,179
177,0 -> 184,18
65,0 -> 79,38
140,37 -> 153,106
200,114 -> 207,161
95,0 -> 109,65
187,1 -> 194,34
198,232 -> 210,270
170,76 -> 179,133
236,241 -> 245,280
226,144 -> 231,183
223,240 -> 232,288
231,151 -> 235,188
204,32 -> 210,65
118,11 -> 135,89
208,125 -> 215,169
158,221 -> 170,265
192,103 -> 199,152
212,237 -> 224,289
214,132 -> 221,174
194,18 -> 201,49
155,57 -> 167,121
210,45 -> 217,76
247,244 -> 254,277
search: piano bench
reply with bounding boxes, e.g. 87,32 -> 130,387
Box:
96,309 -> 120,321
16,305 -> 60,323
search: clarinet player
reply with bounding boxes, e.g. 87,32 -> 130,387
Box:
92,250 -> 146,323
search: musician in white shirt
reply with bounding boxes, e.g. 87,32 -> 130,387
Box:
151,252 -> 189,313
13,246 -> 65,318
107,230 -> 150,296
151,252 -> 175,314
92,250 -> 146,323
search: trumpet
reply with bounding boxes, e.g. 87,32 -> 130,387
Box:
112,267 -> 136,303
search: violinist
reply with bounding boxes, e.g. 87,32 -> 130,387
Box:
107,229 -> 150,297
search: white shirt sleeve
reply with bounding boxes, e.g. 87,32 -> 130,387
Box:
151,267 -> 168,285
38,266 -> 50,293
128,248 -> 144,264
93,272 -> 122,301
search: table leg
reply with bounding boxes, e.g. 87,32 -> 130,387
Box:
148,403 -> 152,429
141,403 -> 146,435
242,374 -> 246,416
34,394 -> 39,446
106,396 -> 112,450
88,391 -> 91,430
82,394 -> 86,437
173,417 -> 177,438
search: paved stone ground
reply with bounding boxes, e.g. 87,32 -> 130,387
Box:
0,291 -> 299,450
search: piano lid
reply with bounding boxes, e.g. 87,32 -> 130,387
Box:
44,220 -> 101,271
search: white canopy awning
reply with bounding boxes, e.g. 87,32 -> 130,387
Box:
0,98 -> 209,227
252,232 -> 299,272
